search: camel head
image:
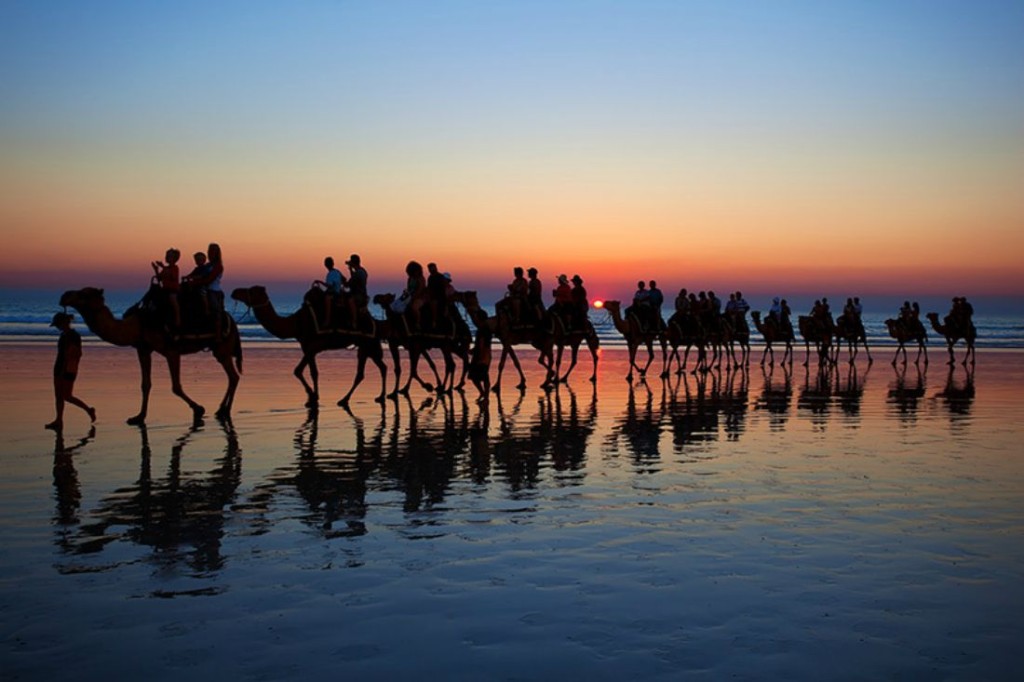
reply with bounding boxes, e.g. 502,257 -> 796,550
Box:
751,311 -> 761,322
230,285 -> 267,307
602,300 -> 621,315
60,287 -> 106,312
453,290 -> 479,309
925,312 -> 940,322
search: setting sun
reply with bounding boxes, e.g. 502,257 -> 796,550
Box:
593,300 -> 604,309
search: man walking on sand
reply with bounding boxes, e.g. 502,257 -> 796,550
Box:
46,312 -> 96,430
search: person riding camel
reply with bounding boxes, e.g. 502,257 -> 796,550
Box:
151,247 -> 181,331
313,256 -> 343,329
648,280 -> 665,331
550,274 -> 573,328
426,262 -> 449,332
570,275 -> 588,330
343,253 -> 369,328
403,260 -> 427,330
506,266 -> 528,324
527,267 -> 544,323
189,242 -> 225,339
182,252 -> 210,290
674,288 -> 690,315
627,280 -> 651,329
769,296 -> 783,325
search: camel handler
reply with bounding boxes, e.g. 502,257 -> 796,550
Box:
46,312 -> 96,431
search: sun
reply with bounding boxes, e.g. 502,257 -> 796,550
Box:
593,300 -> 604,309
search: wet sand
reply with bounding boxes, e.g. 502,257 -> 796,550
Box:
2,343 -> 1023,680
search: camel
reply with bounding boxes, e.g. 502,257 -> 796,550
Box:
726,313 -> 752,368
884,317 -> 928,366
230,286 -> 386,407
833,313 -> 872,365
926,312 -> 976,367
696,314 -> 737,371
459,291 -> 596,390
750,311 -> 794,366
457,291 -> 553,391
549,314 -> 600,386
798,315 -> 834,367
665,312 -> 703,375
602,301 -> 668,382
373,292 -> 470,397
60,287 -> 241,424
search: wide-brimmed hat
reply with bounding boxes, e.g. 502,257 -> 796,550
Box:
50,312 -> 73,327
346,254 -> 361,265
558,274 -> 568,283
571,275 -> 583,284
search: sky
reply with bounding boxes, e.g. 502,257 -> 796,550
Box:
1,0 -> 1022,304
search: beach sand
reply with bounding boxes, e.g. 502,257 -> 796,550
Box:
2,343 -> 1023,680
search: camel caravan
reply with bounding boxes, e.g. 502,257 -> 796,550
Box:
56,248 -> 979,424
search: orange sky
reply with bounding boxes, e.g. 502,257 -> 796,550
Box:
2,3 -> 1023,300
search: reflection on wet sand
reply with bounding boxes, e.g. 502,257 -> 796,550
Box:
933,364 -> 975,428
52,427 -> 96,549
249,408 -> 380,542
888,363 -> 927,423
54,420 -> 241,582
755,364 -> 794,431
48,358 -> 983,576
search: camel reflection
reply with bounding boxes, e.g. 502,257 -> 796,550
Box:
798,364 -> 834,430
887,364 -> 927,424
754,364 -> 793,431
606,381 -> 665,470
251,407 -> 383,540
52,427 -> 95,551
666,366 -> 750,458
491,385 -> 598,492
933,364 -> 975,426
382,393 -> 467,515
548,385 -> 597,478
58,421 -> 241,576
833,361 -> 870,425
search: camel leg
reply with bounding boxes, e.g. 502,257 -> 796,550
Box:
492,346 -> 509,393
559,343 -> 579,383
587,337 -> 598,383
659,339 -> 669,379
337,351 -> 368,407
455,349 -> 469,391
510,348 -> 528,391
214,344 -> 240,419
387,343 -> 403,399
129,347 -> 153,425
639,341 -> 654,378
295,354 -> 318,406
626,344 -> 637,383
166,353 -> 205,422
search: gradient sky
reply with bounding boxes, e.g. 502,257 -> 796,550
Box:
2,0 -> 1022,301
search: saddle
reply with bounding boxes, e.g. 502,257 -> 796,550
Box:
304,287 -> 372,334
132,283 -> 221,337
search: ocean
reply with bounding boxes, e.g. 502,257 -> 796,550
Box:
3,287 -> 1022,350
